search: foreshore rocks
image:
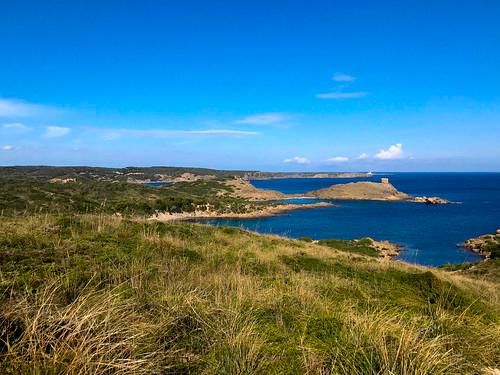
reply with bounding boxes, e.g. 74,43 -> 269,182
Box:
409,196 -> 451,205
364,238 -> 402,259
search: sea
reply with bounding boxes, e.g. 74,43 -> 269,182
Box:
197,173 -> 500,266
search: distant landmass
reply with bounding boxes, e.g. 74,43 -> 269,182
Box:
0,166 -> 373,184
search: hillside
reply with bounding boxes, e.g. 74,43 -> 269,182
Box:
0,214 -> 499,374
0,166 -> 252,183
224,178 -> 287,200
0,175 -> 258,216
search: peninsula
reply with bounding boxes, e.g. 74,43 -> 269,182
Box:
224,177 -> 450,205
307,179 -> 450,204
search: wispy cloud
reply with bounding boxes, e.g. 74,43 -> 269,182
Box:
0,98 -> 61,118
88,127 -> 260,139
44,126 -> 70,138
333,72 -> 355,82
317,72 -> 368,100
375,144 -> 404,160
2,122 -> 31,132
2,145 -> 14,151
357,153 -> 369,160
316,92 -> 369,99
325,156 -> 349,162
234,113 -> 289,125
284,156 -> 310,164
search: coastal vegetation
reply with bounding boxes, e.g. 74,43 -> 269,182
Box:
1,213 -> 499,374
0,168 -> 499,373
459,230 -> 500,259
440,231 -> 500,284
0,166 -> 252,182
0,175 -> 258,216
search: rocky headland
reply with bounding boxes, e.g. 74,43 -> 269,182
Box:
368,238 -> 403,259
306,180 -> 450,204
459,230 -> 500,259
224,178 -> 451,204
307,181 -> 410,201
223,178 -> 287,200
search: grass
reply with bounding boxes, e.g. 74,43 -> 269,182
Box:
1,214 -> 499,374
318,238 -> 380,257
440,259 -> 500,283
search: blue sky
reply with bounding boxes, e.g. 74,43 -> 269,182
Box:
1,0 -> 499,171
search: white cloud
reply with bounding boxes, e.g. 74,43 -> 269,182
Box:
0,98 -> 60,118
357,153 -> 369,160
2,122 -> 30,132
374,144 -> 404,160
2,145 -> 14,151
333,72 -> 355,82
87,127 -> 259,139
44,126 -> 70,138
284,156 -> 310,164
316,92 -> 369,99
234,113 -> 288,125
325,156 -> 349,162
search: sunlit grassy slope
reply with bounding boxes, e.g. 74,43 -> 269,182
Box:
1,214 -> 499,374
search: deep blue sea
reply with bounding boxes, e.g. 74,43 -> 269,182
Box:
198,173 -> 500,266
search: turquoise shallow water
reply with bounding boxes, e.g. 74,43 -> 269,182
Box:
197,173 -> 500,266
143,182 -> 173,187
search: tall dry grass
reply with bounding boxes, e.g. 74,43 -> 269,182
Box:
1,214 -> 499,374
1,283 -> 162,374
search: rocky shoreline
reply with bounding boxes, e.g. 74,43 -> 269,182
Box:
149,201 -> 335,222
365,238 -> 402,259
458,229 -> 500,259
408,196 -> 452,205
